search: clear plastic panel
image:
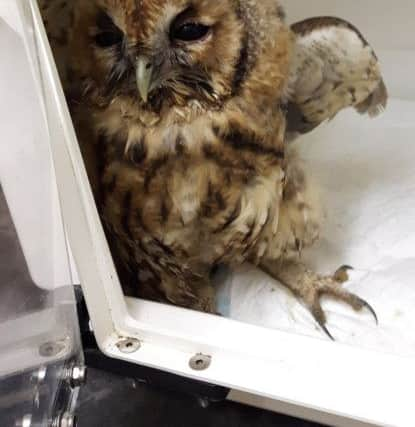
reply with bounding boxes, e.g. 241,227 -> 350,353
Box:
0,2 -> 82,426
0,5 -> 74,291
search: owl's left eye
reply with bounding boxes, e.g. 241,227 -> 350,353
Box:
171,22 -> 211,42
94,11 -> 124,48
95,30 -> 123,48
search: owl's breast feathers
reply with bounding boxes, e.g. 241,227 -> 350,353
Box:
86,99 -> 288,277
66,0 -> 296,302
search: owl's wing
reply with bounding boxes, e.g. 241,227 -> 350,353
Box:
285,17 -> 388,138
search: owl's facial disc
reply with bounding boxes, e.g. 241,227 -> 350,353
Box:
76,1 -> 245,111
135,15 -> 212,104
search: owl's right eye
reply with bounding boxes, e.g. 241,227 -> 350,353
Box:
94,11 -> 123,48
95,30 -> 123,48
170,7 -> 211,44
171,22 -> 210,42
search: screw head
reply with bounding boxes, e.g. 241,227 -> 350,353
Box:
51,412 -> 77,427
197,397 -> 211,409
70,365 -> 87,388
39,340 -> 67,358
31,366 -> 47,384
15,414 -> 32,427
189,353 -> 211,371
60,413 -> 77,427
116,338 -> 141,354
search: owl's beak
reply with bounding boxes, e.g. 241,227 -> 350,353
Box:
136,56 -> 154,103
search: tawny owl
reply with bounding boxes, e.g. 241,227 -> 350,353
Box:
41,0 -> 387,339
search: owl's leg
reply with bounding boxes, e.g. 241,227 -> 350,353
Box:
188,278 -> 217,314
257,148 -> 377,338
119,255 -> 217,313
260,260 -> 378,340
161,274 -> 217,314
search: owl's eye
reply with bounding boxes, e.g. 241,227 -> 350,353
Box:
171,22 -> 211,42
95,30 -> 123,48
94,11 -> 123,48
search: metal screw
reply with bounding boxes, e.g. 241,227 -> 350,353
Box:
39,340 -> 67,358
63,364 -> 87,388
189,353 -> 211,371
50,412 -> 77,427
31,366 -> 47,384
197,397 -> 211,409
71,365 -> 87,387
15,414 -> 32,427
117,338 -> 141,354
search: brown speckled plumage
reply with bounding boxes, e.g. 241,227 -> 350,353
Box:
41,0 -> 386,338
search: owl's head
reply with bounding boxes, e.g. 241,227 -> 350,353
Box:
70,0 -> 287,113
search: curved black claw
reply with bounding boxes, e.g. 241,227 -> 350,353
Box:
334,265 -> 354,283
319,322 -> 335,341
357,297 -> 379,325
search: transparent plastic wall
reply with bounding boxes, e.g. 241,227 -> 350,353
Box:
0,2 -> 82,426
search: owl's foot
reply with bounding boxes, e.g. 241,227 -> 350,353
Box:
260,261 -> 378,340
303,266 -> 378,340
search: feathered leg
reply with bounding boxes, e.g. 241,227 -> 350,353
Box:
258,148 -> 377,339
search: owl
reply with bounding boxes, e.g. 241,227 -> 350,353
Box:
41,0 -> 387,339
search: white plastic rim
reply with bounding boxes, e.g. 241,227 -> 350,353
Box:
19,1 -> 415,426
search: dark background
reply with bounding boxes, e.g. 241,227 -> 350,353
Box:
78,367 -> 320,427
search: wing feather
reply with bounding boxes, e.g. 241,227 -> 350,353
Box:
285,17 -> 388,138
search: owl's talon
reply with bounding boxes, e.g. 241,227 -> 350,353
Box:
309,298 -> 335,341
310,290 -> 378,340
355,297 -> 378,325
261,260 -> 379,340
333,265 -> 353,283
320,322 -> 335,341
314,282 -> 379,336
